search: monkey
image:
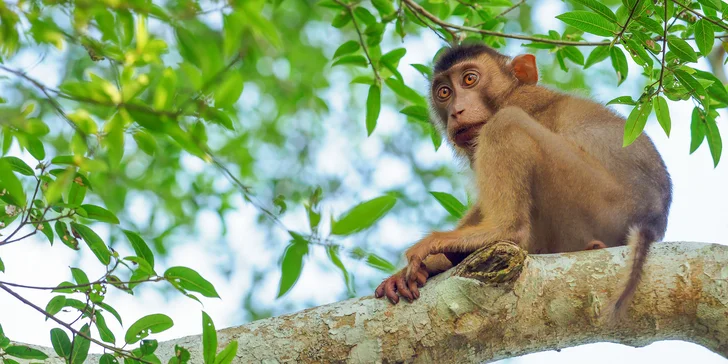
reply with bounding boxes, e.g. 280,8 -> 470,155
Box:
374,43 -> 672,321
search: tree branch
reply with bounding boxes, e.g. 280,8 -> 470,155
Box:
12,242 -> 728,363
401,0 -> 611,46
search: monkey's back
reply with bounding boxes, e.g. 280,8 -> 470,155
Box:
554,95 -> 672,245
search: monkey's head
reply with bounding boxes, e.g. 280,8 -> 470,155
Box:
430,44 -> 538,157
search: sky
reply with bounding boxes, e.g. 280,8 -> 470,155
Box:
1,0 -> 728,363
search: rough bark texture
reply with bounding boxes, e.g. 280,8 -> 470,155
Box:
9,241 -> 728,363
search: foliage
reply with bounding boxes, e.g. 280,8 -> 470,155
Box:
0,0 -> 725,361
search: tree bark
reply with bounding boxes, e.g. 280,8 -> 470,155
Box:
10,242 -> 728,363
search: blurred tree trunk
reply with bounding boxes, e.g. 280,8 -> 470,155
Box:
16,242 -> 728,363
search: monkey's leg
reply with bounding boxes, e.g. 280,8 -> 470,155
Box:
405,106 -> 623,280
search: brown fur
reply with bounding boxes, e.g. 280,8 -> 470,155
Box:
374,45 -> 672,320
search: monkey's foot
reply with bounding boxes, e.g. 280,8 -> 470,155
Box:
374,264 -> 428,304
585,240 -> 607,250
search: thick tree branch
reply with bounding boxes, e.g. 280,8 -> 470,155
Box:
10,242 -> 728,363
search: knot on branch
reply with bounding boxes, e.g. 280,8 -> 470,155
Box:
453,241 -> 527,284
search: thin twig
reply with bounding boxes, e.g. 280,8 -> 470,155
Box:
497,0 -> 526,18
0,277 -> 164,291
333,0 -> 382,81
401,0 -> 612,46
615,0 -> 641,40
0,283 -> 148,363
672,0 -> 728,32
657,2 -> 669,93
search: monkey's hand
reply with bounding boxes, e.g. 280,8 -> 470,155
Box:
374,263 -> 428,304
404,233 -> 441,282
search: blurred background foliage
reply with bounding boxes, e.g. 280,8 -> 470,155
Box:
0,0 -> 726,358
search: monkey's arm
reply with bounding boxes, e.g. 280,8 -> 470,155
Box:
374,207 -> 481,303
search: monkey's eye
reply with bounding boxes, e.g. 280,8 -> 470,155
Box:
437,86 -> 452,100
463,72 -> 478,86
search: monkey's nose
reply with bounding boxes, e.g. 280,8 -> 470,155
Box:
451,109 -> 465,118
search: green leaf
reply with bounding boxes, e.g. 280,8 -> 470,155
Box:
705,112 -> 722,167
68,176 -> 87,206
45,295 -> 66,317
202,312 -> 217,364
4,345 -> 48,360
372,0 -> 396,18
555,11 -> 617,37
690,108 -> 707,154
133,130 -> 158,156
354,7 -> 376,25
674,69 -> 707,97
98,302 -> 123,326
214,341 -> 239,364
567,0 -> 617,22
607,95 -> 638,105
585,45 -> 610,69
365,253 -> 396,273
326,245 -> 353,294
70,223 -> 111,265
0,257 -> 4,273
610,46 -> 629,85
214,72 -> 244,108
653,96 -> 671,137
429,192 -> 467,218
169,345 -> 191,364
400,105 -> 429,123
331,55 -> 368,68
164,267 -> 220,298
79,204 -> 119,224
694,19 -> 715,57
410,64 -> 432,79
333,40 -> 360,59
331,10 -> 351,28
71,267 -> 90,285
95,312 -> 116,344
561,46 -> 584,65
125,314 -> 174,344
50,328 -> 72,358
99,353 -> 118,364
140,339 -> 158,355
0,159 -> 26,207
277,238 -> 308,298
624,38 -> 653,68
26,136 -> 45,160
123,230 -> 155,270
1,157 -> 33,176
331,195 -> 396,235
697,0 -> 721,10
667,35 -> 698,63
623,101 -> 653,147
366,84 -> 381,136
380,48 -> 407,69
385,78 -> 426,106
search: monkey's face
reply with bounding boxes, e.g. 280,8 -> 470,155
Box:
430,56 -> 515,155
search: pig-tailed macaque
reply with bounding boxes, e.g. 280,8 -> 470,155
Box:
374,44 -> 672,321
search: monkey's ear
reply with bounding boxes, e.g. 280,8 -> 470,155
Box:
511,54 -> 538,85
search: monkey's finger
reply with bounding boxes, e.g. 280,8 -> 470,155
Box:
374,281 -> 386,298
420,263 -> 430,279
408,279 -> 420,299
396,275 -> 414,302
405,257 -> 422,282
416,271 -> 427,287
384,279 -> 399,304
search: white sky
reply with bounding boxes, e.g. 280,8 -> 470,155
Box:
1,1 -> 728,362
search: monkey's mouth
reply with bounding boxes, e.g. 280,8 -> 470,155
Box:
453,122 -> 486,147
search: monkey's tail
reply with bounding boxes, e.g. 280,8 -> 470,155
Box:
606,225 -> 657,323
